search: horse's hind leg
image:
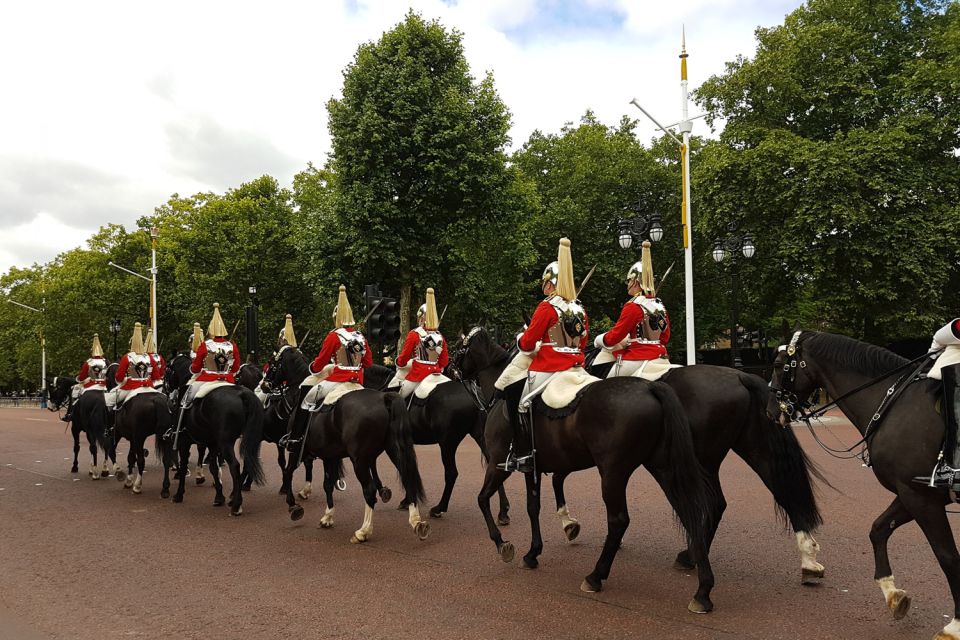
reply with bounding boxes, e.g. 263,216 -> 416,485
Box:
581,470 -> 631,593
675,473 -> 724,571
522,472 -> 544,569
123,447 -> 136,488
132,436 -> 146,495
318,458 -> 339,528
430,438 -> 465,518
552,472 -> 580,542
277,444 -> 289,495
297,456 -> 314,500
870,497 -> 914,620
71,424 -> 81,473
371,460 -> 390,503
87,433 -> 99,480
223,446 -> 244,516
195,445 -> 207,485
209,451 -> 226,507
172,443 -> 189,503
349,461 -> 378,544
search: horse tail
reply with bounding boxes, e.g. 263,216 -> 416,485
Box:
153,394 -> 172,463
384,392 -> 426,504
239,389 -> 266,487
91,396 -> 111,455
648,380 -> 712,556
739,373 -> 825,532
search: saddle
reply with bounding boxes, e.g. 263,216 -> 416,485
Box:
311,382 -> 363,411
631,359 -> 680,382
414,373 -> 452,400
539,369 -> 600,412
194,381 -> 234,400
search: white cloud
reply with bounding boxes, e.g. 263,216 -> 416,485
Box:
0,0 -> 802,272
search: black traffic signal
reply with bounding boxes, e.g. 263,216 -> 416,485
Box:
363,284 -> 401,343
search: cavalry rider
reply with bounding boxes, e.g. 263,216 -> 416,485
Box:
917,318 -> 960,490
593,240 -> 670,378
289,286 -> 371,437
394,287 -> 448,399
106,323 -> 160,412
62,334 -> 108,422
496,238 -> 588,473
181,304 -> 241,411
144,329 -> 166,390
261,314 -> 297,395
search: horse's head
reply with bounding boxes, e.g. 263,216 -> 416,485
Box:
768,330 -> 819,426
165,353 -> 193,394
105,363 -> 119,390
452,326 -> 508,381
272,345 -> 310,387
46,376 -> 74,410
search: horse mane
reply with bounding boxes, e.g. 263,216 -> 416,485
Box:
803,331 -> 907,377
280,346 -> 310,382
465,326 -> 508,363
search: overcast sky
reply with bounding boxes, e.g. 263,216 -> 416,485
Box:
0,0 -> 803,273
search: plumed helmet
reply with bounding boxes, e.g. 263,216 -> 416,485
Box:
90,334 -> 104,358
541,261 -> 559,287
144,329 -> 157,354
208,303 -> 228,338
130,323 -> 146,355
422,288 -> 440,329
279,314 -> 297,347
554,238 -> 577,302
334,285 -> 355,328
191,323 -> 203,352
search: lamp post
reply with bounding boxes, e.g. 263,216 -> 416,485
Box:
616,210 -> 664,250
108,226 -> 158,347
109,318 -> 121,362
7,298 -> 45,405
711,222 -> 756,368
246,286 -> 259,364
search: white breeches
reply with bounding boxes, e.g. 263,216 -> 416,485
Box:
605,359 -> 645,378
105,388 -> 131,409
519,371 -> 557,413
70,384 -> 82,400
302,380 -> 341,410
399,379 -> 419,399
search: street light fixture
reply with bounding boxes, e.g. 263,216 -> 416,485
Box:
7,298 -> 46,404
109,318 -> 121,362
617,212 -> 663,250
711,222 -> 757,369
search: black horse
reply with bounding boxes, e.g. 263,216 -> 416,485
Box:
47,375 -> 112,478
110,388 -> 174,497
165,354 -> 265,515
769,330 -> 960,639
235,362 -> 262,391
455,328 -> 717,613
273,346 -> 430,544
164,353 -> 221,486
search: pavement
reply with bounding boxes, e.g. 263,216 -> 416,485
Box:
0,406 -> 958,640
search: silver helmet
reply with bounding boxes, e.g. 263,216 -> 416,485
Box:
541,261 -> 559,287
626,261 -> 643,284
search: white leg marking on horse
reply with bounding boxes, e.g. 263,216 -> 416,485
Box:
939,618 -> 960,639
298,481 -> 312,500
124,473 -> 134,488
353,504 -> 374,542
319,506 -> 335,528
113,463 -> 121,474
408,503 -> 422,529
196,465 -> 205,479
558,505 -> 579,530
796,531 -> 824,572
132,473 -> 142,494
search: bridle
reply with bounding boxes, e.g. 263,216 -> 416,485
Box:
770,331 -> 809,422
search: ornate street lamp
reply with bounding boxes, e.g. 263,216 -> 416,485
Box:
616,211 -> 663,250
109,318 -> 121,362
711,222 -> 756,368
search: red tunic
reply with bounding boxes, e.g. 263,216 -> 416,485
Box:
601,298 -> 670,361
309,330 -> 372,383
519,298 -> 589,373
148,353 -> 166,381
396,329 -> 449,383
115,354 -> 161,390
77,359 -> 108,388
190,337 -> 240,382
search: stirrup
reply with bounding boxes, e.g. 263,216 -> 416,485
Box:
913,463 -> 960,489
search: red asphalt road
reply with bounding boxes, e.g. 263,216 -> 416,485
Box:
0,407 -> 957,640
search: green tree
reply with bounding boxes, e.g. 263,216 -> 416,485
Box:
695,0 -> 960,343
322,11 -> 531,343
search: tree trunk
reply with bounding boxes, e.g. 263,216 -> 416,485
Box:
399,280 -> 412,353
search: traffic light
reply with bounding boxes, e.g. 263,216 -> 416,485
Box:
364,284 -> 401,343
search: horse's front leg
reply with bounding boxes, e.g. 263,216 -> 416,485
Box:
88,433 -> 99,481
132,436 -> 146,495
122,447 -> 136,488
276,443 -> 288,495
172,442 -> 189,503
71,424 -> 81,473
552,471 -> 580,542
870,496 -> 915,620
297,456 -> 314,500
224,446 -> 244,516
478,462 -> 514,562
317,458 -> 339,528
430,439 -> 463,518
522,472 -> 544,568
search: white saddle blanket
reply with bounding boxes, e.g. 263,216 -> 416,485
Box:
495,352 -> 534,390
195,381 -> 234,400
414,373 -> 452,400
322,382 -> 363,407
631,359 -> 680,381
930,345 -> 960,381
80,383 -> 107,394
125,386 -> 161,403
541,369 -> 600,410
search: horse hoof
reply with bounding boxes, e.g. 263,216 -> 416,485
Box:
801,566 -> 825,585
115,470 -> 126,483
890,591 -> 911,620
195,477 -> 205,486
318,519 -> 334,529
101,470 -> 110,478
231,507 -> 243,517
396,502 -> 408,511
499,542 -> 515,563
278,487 -> 287,495
161,489 -> 170,499
172,494 -> 183,504
213,497 -> 225,507
497,515 -> 511,526
580,578 -> 601,593
522,555 -> 539,569
71,465 -> 78,474
132,486 -> 142,495
415,521 -> 430,541
142,449 -> 149,458
242,485 -> 252,493
378,487 -> 392,503
564,522 -> 581,542
429,507 -> 444,519
688,597 -> 713,614
289,505 -> 305,521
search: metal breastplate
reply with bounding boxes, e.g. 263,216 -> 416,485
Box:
546,298 -> 587,353
632,297 -> 667,344
127,353 -> 152,380
415,328 -> 444,364
87,358 -> 107,381
335,329 -> 366,369
203,340 -> 235,374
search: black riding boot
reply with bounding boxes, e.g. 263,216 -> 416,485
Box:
61,395 -> 75,422
916,364 -> 960,490
496,381 -> 535,474
284,386 -> 313,452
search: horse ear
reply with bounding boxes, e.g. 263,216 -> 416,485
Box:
780,320 -> 792,343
